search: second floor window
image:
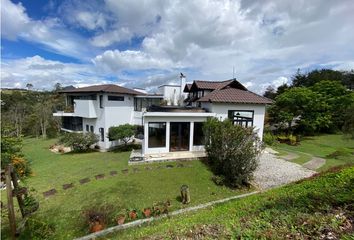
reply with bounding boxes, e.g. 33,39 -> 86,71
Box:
228,110 -> 254,127
99,95 -> 103,108
108,95 -> 124,101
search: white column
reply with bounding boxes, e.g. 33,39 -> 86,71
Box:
166,121 -> 170,152
189,122 -> 194,151
143,120 -> 149,155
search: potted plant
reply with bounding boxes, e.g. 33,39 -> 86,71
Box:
84,209 -> 106,233
142,207 -> 152,218
116,210 -> 126,225
129,209 -> 138,220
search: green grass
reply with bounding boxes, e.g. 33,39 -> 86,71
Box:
1,138 -> 246,239
105,166 -> 354,239
274,134 -> 354,171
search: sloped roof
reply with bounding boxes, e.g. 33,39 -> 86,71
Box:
183,83 -> 192,92
197,87 -> 273,104
59,84 -> 143,95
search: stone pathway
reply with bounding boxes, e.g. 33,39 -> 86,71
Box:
280,152 -> 299,161
302,157 -> 326,170
254,152 -> 316,190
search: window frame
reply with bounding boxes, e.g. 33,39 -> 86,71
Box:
108,95 -> 124,101
228,110 -> 254,127
90,125 -> 94,132
193,122 -> 204,146
148,122 -> 166,148
99,95 -> 103,108
99,127 -> 104,141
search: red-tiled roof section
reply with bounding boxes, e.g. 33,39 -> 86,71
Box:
197,87 -> 273,104
183,83 -> 192,92
59,84 -> 143,95
193,80 -> 232,90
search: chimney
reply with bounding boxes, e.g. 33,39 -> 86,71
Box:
180,72 -> 186,97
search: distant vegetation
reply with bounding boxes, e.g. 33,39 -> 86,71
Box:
264,69 -> 354,137
1,83 -> 66,138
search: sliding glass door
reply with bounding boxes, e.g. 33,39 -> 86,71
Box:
170,122 -> 190,151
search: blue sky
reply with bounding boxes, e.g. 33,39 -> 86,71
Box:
1,0 -> 354,93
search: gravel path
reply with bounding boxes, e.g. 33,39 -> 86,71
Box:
254,152 -> 316,190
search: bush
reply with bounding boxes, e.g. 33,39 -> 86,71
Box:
59,132 -> 99,152
22,216 -> 55,240
263,132 -> 277,146
108,124 -> 136,145
277,134 -> 298,145
203,118 -> 263,188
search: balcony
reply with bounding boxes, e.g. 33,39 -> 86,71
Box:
53,100 -> 97,118
73,99 -> 97,118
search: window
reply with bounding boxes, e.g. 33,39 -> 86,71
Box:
86,124 -> 89,132
99,128 -> 104,141
134,98 -> 161,111
108,95 -> 124,101
228,110 -> 254,127
148,122 -> 166,148
90,125 -> 94,132
193,122 -> 204,145
99,95 -> 103,108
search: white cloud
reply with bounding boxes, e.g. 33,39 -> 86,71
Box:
1,0 -> 93,59
93,50 -> 174,71
2,0 -> 354,93
0,56 -> 110,89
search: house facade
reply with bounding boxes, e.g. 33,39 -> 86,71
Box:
53,77 -> 272,157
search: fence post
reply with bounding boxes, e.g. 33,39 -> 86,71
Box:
6,165 -> 16,240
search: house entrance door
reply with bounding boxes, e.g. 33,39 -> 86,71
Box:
170,122 -> 190,151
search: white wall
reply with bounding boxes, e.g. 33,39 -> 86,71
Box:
209,103 -> 266,140
158,85 -> 181,106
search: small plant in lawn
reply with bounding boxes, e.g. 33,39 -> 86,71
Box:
23,187 -> 39,216
22,216 -> 55,239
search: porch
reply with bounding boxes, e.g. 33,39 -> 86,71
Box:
129,149 -> 206,164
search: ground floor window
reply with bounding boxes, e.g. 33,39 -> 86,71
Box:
90,125 -> 94,132
86,124 -> 89,132
99,128 -> 104,141
228,110 -> 254,127
193,122 -> 204,145
148,122 -> 166,148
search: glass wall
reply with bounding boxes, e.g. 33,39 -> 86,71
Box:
193,122 -> 204,145
148,122 -> 166,148
134,98 -> 161,111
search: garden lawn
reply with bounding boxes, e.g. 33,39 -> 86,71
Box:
274,134 -> 354,171
1,138 -> 246,239
105,166 -> 354,239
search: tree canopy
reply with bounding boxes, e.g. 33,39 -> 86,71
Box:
108,124 -> 136,145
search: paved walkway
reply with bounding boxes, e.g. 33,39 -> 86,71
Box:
303,157 -> 326,170
254,152 -> 316,190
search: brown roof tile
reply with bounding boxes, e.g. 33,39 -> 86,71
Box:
197,88 -> 273,104
183,83 -> 192,92
59,84 -> 143,95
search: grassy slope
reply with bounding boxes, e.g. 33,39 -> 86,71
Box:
107,167 -> 354,239
2,138 -> 244,239
274,134 -> 354,171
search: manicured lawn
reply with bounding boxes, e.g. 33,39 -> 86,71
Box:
274,134 -> 354,171
1,138 -> 246,239
106,166 -> 354,239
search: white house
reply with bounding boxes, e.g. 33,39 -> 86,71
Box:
53,77 -> 272,159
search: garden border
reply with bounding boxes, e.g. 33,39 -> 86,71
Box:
74,191 -> 260,240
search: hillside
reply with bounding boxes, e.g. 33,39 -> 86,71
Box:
108,166 -> 354,239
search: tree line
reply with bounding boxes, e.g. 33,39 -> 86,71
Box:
264,69 -> 354,137
1,84 -> 66,138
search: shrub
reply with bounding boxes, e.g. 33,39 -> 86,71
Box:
22,217 -> 55,240
277,134 -> 298,146
263,132 -> 277,146
203,118 -> 263,188
59,132 -> 99,152
108,124 -> 136,145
